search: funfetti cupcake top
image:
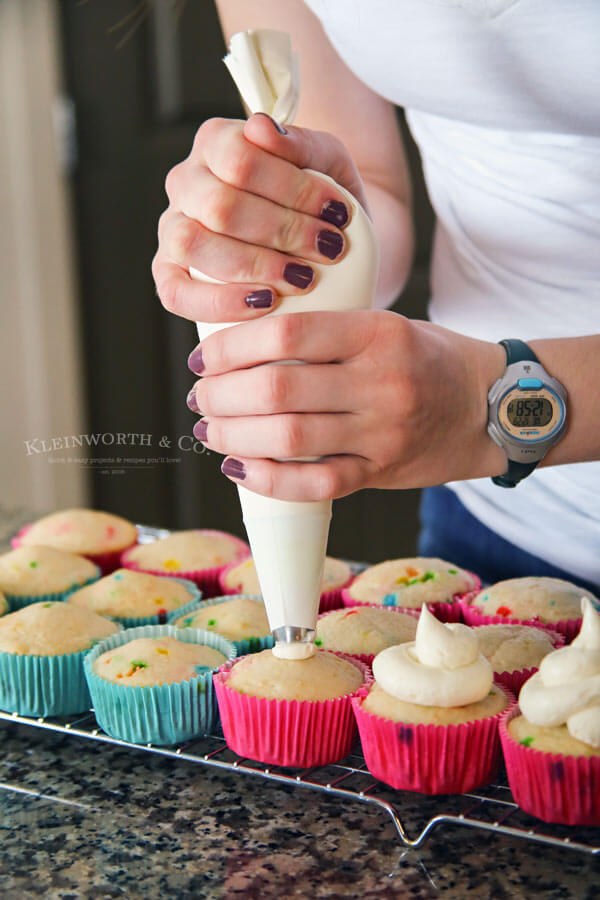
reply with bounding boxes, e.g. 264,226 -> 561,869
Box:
222,556 -> 352,595
0,601 -> 119,656
316,607 -> 417,657
67,569 -> 195,619
473,624 -> 559,675
123,530 -> 249,574
227,648 -> 363,702
346,558 -> 478,609
16,509 -> 137,556
0,545 -> 99,598
174,596 -> 269,641
470,577 -> 598,624
93,636 -> 226,687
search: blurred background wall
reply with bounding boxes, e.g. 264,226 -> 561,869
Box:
0,0 -> 433,563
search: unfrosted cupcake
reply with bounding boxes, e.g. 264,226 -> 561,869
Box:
473,623 -> 563,694
214,648 -> 369,767
66,568 -> 200,628
172,595 -> 273,655
315,606 -> 418,666
500,597 -> 600,825
0,545 -> 100,610
85,625 -> 236,745
343,557 -> 479,622
0,601 -> 120,716
461,576 -> 598,642
353,605 -> 514,794
219,555 -> 353,613
122,529 -> 249,596
12,509 -> 138,575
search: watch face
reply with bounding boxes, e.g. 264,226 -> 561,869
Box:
498,388 -> 563,441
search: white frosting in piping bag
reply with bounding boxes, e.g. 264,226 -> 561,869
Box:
191,31 -> 379,660
372,605 -> 493,707
519,597 -> 600,748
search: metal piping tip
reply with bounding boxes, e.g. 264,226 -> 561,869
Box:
271,626 -> 316,644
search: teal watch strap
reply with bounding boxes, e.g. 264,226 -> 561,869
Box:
492,340 -> 540,489
498,339 -> 539,366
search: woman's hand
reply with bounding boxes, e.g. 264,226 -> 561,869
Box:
153,113 -> 369,323
187,310 -> 508,500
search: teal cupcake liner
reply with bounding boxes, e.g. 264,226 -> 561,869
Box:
5,571 -> 102,612
83,624 -> 237,745
102,577 -> 203,630
0,623 -> 122,718
170,594 -> 275,655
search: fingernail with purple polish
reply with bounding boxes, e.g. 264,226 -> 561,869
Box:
255,112 -> 287,135
193,420 -> 208,442
283,262 -> 314,289
188,346 -> 204,375
320,200 -> 349,229
317,230 -> 344,260
186,388 -> 200,413
245,289 -> 274,309
221,458 -> 246,480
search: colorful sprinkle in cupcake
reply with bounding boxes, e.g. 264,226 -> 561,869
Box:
0,545 -> 100,610
315,606 -> 418,666
173,594 -> 273,655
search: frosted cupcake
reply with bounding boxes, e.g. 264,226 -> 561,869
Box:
214,647 -> 369,767
461,576 -> 599,642
12,508 -> 138,575
0,601 -> 120,716
122,529 -> 249,596
473,623 -> 563,694
353,606 -> 514,793
0,545 -> 100,610
315,606 -> 418,666
219,555 -> 353,613
343,557 -> 479,622
172,595 -> 273,654
501,597 -> 600,825
84,625 -> 236,745
66,568 -> 200,628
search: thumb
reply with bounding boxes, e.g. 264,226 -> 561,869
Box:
243,113 -> 367,209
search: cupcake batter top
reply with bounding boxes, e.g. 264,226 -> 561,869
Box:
222,555 -> 351,595
0,601 -> 119,656
473,624 -> 558,674
93,636 -> 226,686
316,607 -> 417,656
227,648 -> 363,701
174,595 -> 269,641
363,682 -> 508,725
346,558 -> 477,608
508,715 -> 600,759
0,545 -> 99,597
67,569 -> 194,618
124,530 -> 248,573
19,509 -> 137,555
470,577 -> 598,623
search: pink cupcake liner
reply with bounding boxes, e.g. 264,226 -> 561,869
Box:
500,705 -> 600,826
491,630 -> 565,696
218,563 -> 353,614
353,685 -> 515,795
459,601 -> 582,644
12,523 -> 136,577
121,530 -> 250,597
214,652 -> 372,768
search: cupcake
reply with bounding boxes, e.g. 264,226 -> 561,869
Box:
84,625 -> 236,745
214,648 -> 370,767
353,605 -> 514,794
12,509 -> 138,575
342,557 -> 479,622
121,529 -> 249,596
461,576 -> 599,642
0,601 -> 120,717
66,568 -> 201,628
315,606 -> 418,666
473,623 -> 563,694
0,545 -> 100,611
219,555 -> 353,613
0,593 -> 7,617
500,597 -> 600,825
172,595 -> 273,655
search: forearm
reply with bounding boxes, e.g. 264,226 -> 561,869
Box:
361,178 -> 414,310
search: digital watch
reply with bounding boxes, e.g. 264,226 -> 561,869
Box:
487,339 -> 567,488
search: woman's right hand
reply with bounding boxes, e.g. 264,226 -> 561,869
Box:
152,112 -> 369,323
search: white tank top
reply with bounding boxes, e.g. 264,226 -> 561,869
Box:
304,0 -> 600,584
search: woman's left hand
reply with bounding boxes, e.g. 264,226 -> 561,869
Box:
187,309 -> 507,500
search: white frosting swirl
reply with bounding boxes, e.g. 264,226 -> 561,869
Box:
519,597 -> 600,747
272,641 -> 315,660
372,605 -> 493,707
224,30 -> 300,126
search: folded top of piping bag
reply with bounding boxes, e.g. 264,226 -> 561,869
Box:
223,30 -> 300,126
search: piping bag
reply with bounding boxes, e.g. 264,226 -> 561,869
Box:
190,30 -> 379,659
